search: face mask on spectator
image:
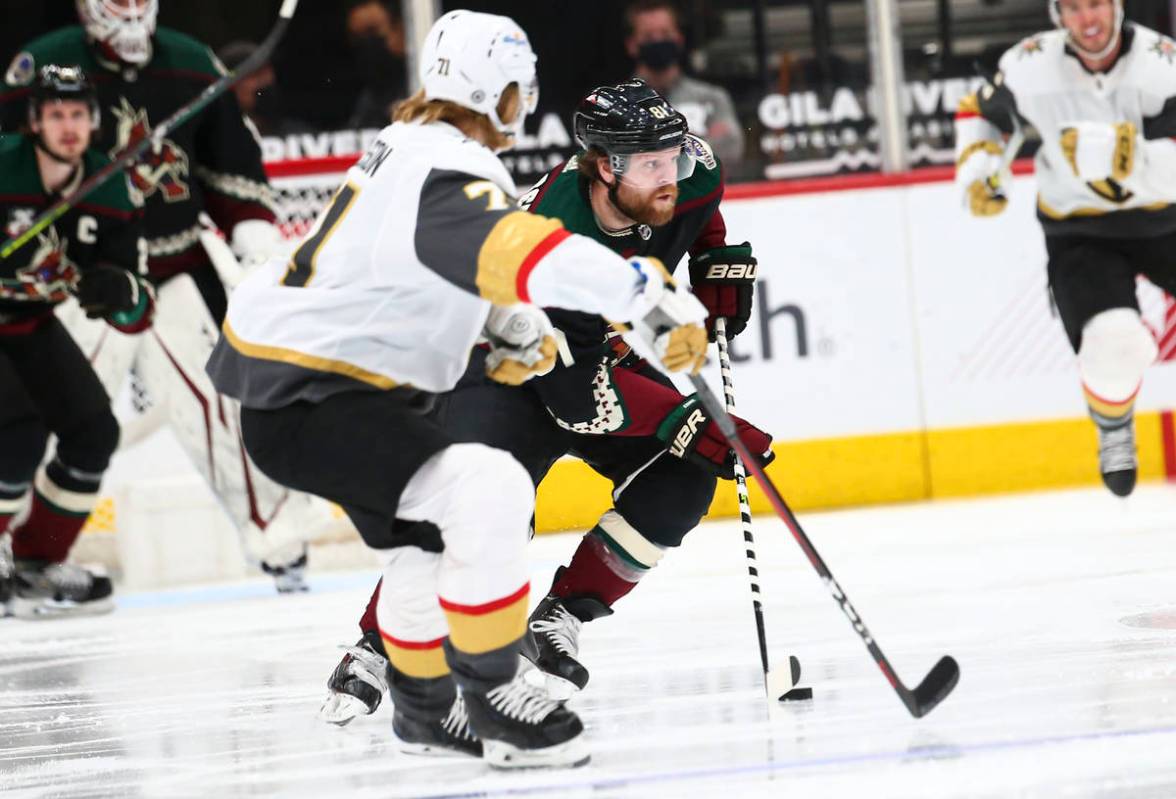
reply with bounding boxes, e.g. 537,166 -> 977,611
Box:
352,34 -> 407,91
637,39 -> 681,70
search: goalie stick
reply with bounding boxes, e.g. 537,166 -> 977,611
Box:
0,0 -> 303,261
714,318 -> 809,703
685,368 -> 959,719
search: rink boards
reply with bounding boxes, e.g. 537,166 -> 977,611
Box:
85,166 -> 1176,548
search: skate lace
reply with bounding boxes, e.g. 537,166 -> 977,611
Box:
530,605 -> 582,656
441,695 -> 477,741
40,563 -> 92,595
1099,424 -> 1136,472
339,643 -> 390,692
485,677 -> 561,725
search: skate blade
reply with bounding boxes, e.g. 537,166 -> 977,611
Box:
9,596 -> 114,620
521,667 -> 579,702
483,738 -> 590,770
398,740 -> 482,759
318,693 -> 371,726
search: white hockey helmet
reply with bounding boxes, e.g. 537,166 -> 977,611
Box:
77,0 -> 159,67
1049,0 -> 1124,61
419,10 -> 539,138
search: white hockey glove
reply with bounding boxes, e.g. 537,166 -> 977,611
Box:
482,303 -> 558,385
619,257 -> 709,375
955,141 -> 1008,217
231,219 -> 283,272
1060,121 -> 1136,182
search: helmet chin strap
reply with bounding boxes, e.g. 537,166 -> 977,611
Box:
1052,0 -> 1125,62
33,135 -> 81,167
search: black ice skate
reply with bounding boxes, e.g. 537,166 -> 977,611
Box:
462,672 -> 589,769
261,545 -> 309,594
393,694 -> 482,758
10,560 -> 114,619
1095,414 -> 1137,497
521,594 -> 612,698
319,630 -> 389,726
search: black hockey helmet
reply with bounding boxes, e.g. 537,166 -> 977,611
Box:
574,78 -> 688,155
28,64 -> 101,131
573,78 -> 694,185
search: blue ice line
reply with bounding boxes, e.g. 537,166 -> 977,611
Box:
414,722 -> 1176,799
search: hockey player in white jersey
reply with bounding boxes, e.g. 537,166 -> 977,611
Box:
955,0 -> 1176,496
206,10 -> 708,769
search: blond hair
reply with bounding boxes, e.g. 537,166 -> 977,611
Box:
392,84 -> 520,151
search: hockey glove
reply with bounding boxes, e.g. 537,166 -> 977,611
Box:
77,266 -> 140,318
689,242 -> 757,341
231,219 -> 282,271
655,395 -> 775,479
621,257 -> 708,375
482,303 -> 559,385
955,141 -> 1008,217
1060,121 -> 1136,182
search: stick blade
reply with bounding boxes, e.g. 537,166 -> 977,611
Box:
908,655 -> 960,718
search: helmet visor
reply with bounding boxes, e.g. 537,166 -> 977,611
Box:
613,145 -> 696,189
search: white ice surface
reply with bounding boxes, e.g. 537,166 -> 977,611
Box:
3,484 -> 1176,798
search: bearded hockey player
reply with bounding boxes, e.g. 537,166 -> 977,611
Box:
206,10 -> 709,769
0,65 -> 152,617
318,80 -> 772,721
955,0 -> 1176,497
1,0 -> 325,588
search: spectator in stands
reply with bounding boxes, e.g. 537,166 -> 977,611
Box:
624,0 -> 744,165
345,0 -> 407,129
218,40 -> 310,138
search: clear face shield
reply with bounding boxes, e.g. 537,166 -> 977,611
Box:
610,144 -> 696,190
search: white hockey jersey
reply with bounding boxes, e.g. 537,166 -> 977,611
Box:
956,23 -> 1176,237
207,121 -> 657,407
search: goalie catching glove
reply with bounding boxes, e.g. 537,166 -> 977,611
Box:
482,303 -> 558,385
656,395 -> 774,479
688,242 -> 757,340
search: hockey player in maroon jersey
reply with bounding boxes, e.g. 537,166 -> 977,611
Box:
2,0 -> 329,590
319,80 -> 772,723
0,65 -> 152,617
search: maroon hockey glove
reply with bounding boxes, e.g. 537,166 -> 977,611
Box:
689,242 -> 756,341
655,395 -> 774,479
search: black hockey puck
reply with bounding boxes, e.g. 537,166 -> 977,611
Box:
779,686 -> 814,702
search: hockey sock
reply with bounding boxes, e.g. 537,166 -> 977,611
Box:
551,510 -> 666,606
440,583 -> 529,693
1083,382 -> 1138,428
359,579 -> 382,636
10,459 -> 100,563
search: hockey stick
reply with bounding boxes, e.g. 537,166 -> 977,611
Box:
686,370 -> 959,719
985,115 -> 1025,200
0,0 -> 302,261
713,318 -> 808,703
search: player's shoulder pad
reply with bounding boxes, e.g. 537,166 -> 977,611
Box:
1129,25 -> 1176,90
150,27 -> 224,78
5,27 -> 93,88
83,148 -> 141,213
679,133 -> 723,206
996,29 -> 1067,95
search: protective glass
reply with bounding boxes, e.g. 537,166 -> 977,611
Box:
614,145 -> 696,189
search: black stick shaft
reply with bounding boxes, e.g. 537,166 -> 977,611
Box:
714,319 -> 774,695
687,371 -> 953,717
0,0 -> 301,260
